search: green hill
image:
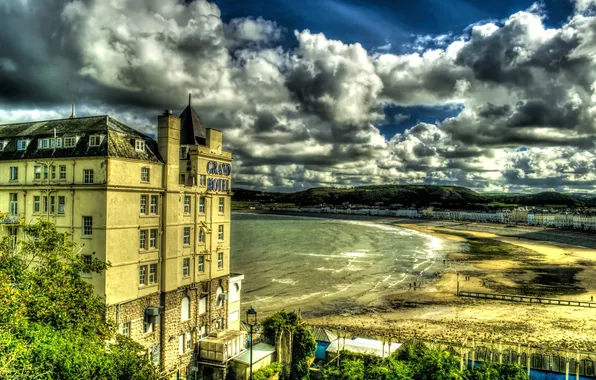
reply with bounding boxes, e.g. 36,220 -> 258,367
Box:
232,185 -> 584,209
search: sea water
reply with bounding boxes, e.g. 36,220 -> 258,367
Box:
230,212 -> 447,316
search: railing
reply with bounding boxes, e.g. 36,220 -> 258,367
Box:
0,214 -> 21,224
458,291 -> 596,308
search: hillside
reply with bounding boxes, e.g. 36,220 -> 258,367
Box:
232,185 -> 584,209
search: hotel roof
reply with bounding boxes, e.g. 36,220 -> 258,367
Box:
0,115 -> 163,163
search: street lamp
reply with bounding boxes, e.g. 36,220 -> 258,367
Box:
246,307 -> 258,380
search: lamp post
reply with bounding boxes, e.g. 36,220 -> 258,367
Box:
246,307 -> 258,380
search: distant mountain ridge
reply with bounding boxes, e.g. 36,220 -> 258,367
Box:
232,185 -> 587,209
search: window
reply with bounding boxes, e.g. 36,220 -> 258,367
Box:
43,166 -> 48,180
9,193 -> 17,215
179,174 -> 186,185
135,140 -> 145,152
149,263 -> 158,284
82,216 -> 92,236
150,195 -> 158,214
51,165 -> 56,180
179,146 -> 188,159
181,297 -> 190,321
83,169 -> 93,184
34,166 -> 41,180
140,195 -> 147,214
184,195 -> 191,214
83,254 -> 93,266
121,322 -> 131,338
141,167 -> 149,182
9,167 -> 18,181
199,197 -> 205,213
89,135 -> 101,146
149,229 -> 157,249
183,227 -> 190,245
200,175 -> 206,186
0,141 -> 6,151
178,335 -> 184,355
40,138 -> 49,149
55,137 -> 62,148
49,196 -> 55,214
42,196 -> 48,213
199,297 -> 207,315
63,136 -> 76,148
198,255 -> 205,273
216,286 -> 224,307
216,318 -> 224,330
218,225 -> 224,241
198,229 -> 205,243
143,313 -> 154,334
17,140 -> 28,151
230,283 -> 240,303
59,165 -> 66,180
33,196 -> 40,213
219,197 -> 224,213
182,258 -> 190,277
217,252 -> 223,270
139,265 -> 147,285
185,332 -> 192,350
140,230 -> 147,249
58,196 -> 65,214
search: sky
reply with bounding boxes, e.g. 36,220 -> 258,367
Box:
1,0 -> 596,193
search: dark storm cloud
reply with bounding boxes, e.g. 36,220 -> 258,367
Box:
506,99 -> 581,129
478,103 -> 511,119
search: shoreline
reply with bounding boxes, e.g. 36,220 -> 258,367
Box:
241,211 -> 596,351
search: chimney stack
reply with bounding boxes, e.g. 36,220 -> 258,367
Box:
70,104 -> 76,118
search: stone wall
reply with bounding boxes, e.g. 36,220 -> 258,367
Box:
105,293 -> 162,360
160,275 -> 230,376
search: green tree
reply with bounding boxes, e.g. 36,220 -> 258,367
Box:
0,219 -> 158,380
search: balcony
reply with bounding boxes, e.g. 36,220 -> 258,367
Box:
0,214 -> 21,225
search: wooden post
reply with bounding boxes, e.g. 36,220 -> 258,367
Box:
526,347 -> 531,377
471,340 -> 475,370
460,348 -> 464,371
576,351 -> 580,380
565,357 -> 569,380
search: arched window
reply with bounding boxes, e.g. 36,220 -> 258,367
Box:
181,296 -> 190,321
229,283 -> 240,303
216,286 -> 224,307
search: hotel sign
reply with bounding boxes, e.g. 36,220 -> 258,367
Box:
206,160 -> 231,192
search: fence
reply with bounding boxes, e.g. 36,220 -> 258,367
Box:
458,291 -> 596,308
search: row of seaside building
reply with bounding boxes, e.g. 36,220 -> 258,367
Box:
264,206 -> 596,230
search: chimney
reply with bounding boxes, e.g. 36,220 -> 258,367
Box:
70,104 -> 76,118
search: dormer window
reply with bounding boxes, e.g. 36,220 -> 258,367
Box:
89,135 -> 102,147
40,139 -> 49,149
63,136 -> 77,148
55,137 -> 62,148
17,140 -> 29,151
0,140 -> 7,151
135,139 -> 145,152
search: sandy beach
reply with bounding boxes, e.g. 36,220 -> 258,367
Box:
306,218 -> 596,352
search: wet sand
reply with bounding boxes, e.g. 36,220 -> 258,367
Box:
307,219 -> 596,351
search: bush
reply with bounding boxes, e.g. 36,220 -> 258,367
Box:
253,362 -> 284,380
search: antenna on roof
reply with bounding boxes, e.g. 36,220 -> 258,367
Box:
70,104 -> 76,119
188,93 -> 191,106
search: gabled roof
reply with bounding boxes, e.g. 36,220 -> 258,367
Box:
179,95 -> 206,145
0,115 -> 163,163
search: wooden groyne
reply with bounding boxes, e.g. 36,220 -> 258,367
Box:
458,291 -> 596,308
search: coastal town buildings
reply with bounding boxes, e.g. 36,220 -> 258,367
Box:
267,206 -> 596,232
0,100 -> 241,378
